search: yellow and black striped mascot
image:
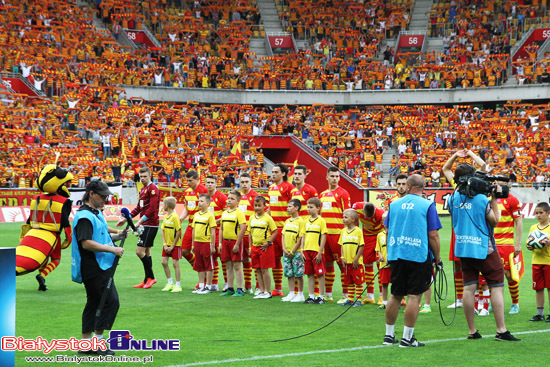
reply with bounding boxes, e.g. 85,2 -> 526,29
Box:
16,165 -> 73,291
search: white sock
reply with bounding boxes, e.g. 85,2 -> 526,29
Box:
367,292 -> 374,300
93,334 -> 104,340
298,291 -> 303,296
199,282 -> 205,289
341,293 -> 348,298
383,300 -> 388,305
167,278 -> 173,285
176,281 -> 181,287
385,324 -> 395,337
403,326 -> 414,340
318,294 -> 325,299
326,292 -> 332,298
287,291 -> 296,296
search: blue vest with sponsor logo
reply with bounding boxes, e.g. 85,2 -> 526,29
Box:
71,208 -> 116,283
387,194 -> 430,263
448,192 -> 489,259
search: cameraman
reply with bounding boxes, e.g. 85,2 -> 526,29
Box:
448,163 -> 520,342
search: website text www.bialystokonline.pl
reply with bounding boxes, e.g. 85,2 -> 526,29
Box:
24,354 -> 154,364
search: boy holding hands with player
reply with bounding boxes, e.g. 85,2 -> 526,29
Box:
376,228 -> 390,309
161,197 -> 183,293
281,199 -> 305,303
302,197 -> 328,304
527,202 -> 550,322
248,196 -> 278,299
339,209 -> 365,307
191,194 -> 217,294
219,190 -> 247,296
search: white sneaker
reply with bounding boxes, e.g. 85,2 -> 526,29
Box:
191,287 -> 202,294
447,300 -> 463,309
477,308 -> 490,316
282,293 -> 296,302
291,294 -> 305,303
259,292 -> 273,299
197,287 -> 212,294
222,283 -> 229,292
254,288 -> 261,296
211,284 -> 219,291
253,292 -> 265,299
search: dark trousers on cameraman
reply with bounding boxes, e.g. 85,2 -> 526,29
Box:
82,270 -> 119,334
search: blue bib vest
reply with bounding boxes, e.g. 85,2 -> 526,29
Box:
387,194 -> 431,263
71,208 -> 116,283
448,192 -> 490,260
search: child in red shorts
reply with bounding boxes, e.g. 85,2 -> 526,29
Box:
191,194 -> 217,294
302,197 -> 328,304
338,209 -> 365,307
527,202 -> 550,322
248,196 -> 278,299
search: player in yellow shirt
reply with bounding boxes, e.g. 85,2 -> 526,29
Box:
219,190 -> 247,297
302,197 -> 328,304
375,229 -> 390,309
527,202 -> 550,322
191,194 -> 217,294
338,209 -> 365,307
248,196 -> 278,299
161,197 -> 183,293
281,199 -> 305,303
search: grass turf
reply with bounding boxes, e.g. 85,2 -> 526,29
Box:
4,217 -> 550,367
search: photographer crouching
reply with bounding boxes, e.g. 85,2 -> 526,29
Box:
447,157 -> 520,342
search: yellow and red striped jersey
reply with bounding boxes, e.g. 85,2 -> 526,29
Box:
383,194 -> 401,211
268,181 -> 295,228
208,190 -> 227,222
494,194 -> 521,247
319,186 -> 351,235
291,183 -> 319,216
183,183 -> 208,223
352,201 -> 385,236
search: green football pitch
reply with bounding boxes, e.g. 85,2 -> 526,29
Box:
4,217 -> 550,367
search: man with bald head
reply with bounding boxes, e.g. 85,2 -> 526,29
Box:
382,174 -> 442,348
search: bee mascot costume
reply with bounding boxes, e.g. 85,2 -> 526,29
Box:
15,164 -> 73,291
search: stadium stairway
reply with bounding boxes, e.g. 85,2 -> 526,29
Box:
250,135 -> 366,202
76,0 -> 137,49
379,146 -> 397,179
257,0 -> 285,34
408,0 -> 433,32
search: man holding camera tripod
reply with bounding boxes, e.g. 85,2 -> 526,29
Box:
447,155 -> 520,342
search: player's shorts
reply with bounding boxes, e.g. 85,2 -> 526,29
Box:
449,230 -> 460,261
221,239 -> 244,262
323,234 -> 342,264
343,264 -> 365,286
390,258 -> 432,296
182,226 -> 193,251
250,244 -> 275,269
137,226 -> 158,248
283,252 -> 305,278
460,251 -> 504,287
192,241 -> 215,272
497,245 -> 515,270
532,264 -> 550,290
162,246 -> 182,260
379,266 -> 391,284
363,234 -> 378,264
272,231 -> 283,258
304,250 -> 326,276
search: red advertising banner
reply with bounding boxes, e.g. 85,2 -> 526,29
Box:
268,36 -> 294,49
0,204 -> 185,223
398,35 -> 425,48
0,78 -> 38,96
125,30 -> 156,48
0,189 -> 38,207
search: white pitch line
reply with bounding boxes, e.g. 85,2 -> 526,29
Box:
166,328 -> 550,367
